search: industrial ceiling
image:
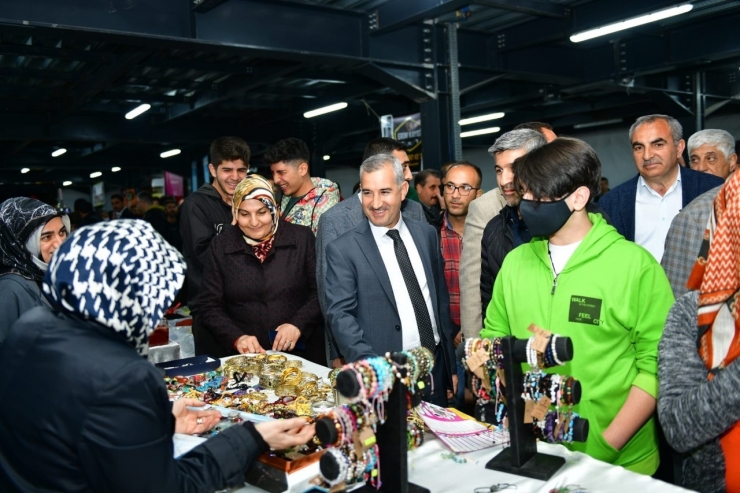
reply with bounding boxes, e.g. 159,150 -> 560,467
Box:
0,0 -> 738,197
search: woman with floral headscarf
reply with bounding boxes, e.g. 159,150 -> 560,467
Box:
0,220 -> 314,492
659,170 -> 740,493
0,197 -> 69,342
199,174 -> 325,363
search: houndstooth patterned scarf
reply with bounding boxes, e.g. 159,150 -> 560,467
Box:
42,220 -> 185,356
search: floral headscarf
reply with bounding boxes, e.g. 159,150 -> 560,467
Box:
0,197 -> 69,281
43,220 -> 185,357
232,175 -> 280,262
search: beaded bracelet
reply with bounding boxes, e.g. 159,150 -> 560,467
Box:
321,447 -> 350,486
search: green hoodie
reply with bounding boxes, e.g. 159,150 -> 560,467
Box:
482,213 -> 674,474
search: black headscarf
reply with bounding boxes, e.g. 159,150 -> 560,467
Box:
0,197 -> 66,281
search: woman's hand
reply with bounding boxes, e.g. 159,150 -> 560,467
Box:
272,324 -> 301,352
255,418 -> 315,450
235,335 -> 265,354
172,398 -> 222,435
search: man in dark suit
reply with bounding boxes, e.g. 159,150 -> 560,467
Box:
325,154 -> 456,407
316,138 -> 424,367
110,194 -> 136,219
599,114 -> 723,262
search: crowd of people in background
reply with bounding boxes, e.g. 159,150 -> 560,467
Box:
2,113 -> 740,492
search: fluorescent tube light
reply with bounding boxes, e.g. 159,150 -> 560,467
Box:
51,148 -> 67,157
459,112 -> 505,126
125,103 -> 151,120
63,181 -> 72,186
323,155 -> 331,161
460,126 -> 501,138
303,102 -> 348,119
90,171 -> 102,178
570,4 -> 693,43
20,168 -> 30,174
111,166 -> 121,172
160,149 -> 181,158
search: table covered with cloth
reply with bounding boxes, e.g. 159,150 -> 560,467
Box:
172,353 -> 690,493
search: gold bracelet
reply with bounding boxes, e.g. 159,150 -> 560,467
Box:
259,373 -> 281,390
275,384 -> 298,397
285,359 -> 303,368
267,354 -> 287,363
243,391 -> 268,402
300,372 -> 319,385
281,367 -> 303,386
263,362 -> 285,373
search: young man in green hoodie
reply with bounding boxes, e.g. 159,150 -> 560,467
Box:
481,138 -> 674,475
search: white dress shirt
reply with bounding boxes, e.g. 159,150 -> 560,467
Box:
369,216 -> 440,350
634,173 -> 682,262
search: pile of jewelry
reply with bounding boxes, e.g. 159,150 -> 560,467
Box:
164,354 -> 333,419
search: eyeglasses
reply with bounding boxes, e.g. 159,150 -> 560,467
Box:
442,183 -> 479,196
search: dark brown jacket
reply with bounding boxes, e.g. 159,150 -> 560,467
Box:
198,220 -> 324,363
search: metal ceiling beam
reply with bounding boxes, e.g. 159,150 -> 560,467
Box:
372,0 -> 469,34
473,0 -> 566,18
355,63 -> 434,102
57,51 -> 150,119
141,57 -> 253,75
0,43 -> 109,63
160,64 -> 301,122
0,66 -> 87,82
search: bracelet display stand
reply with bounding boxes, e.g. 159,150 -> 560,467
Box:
316,352 -> 430,493
485,336 -> 589,481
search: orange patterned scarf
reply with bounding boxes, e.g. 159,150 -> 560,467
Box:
687,171 -> 740,491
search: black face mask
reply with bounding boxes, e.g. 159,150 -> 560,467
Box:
518,195 -> 573,238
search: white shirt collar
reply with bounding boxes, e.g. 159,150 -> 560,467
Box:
369,215 -> 406,242
638,167 -> 681,197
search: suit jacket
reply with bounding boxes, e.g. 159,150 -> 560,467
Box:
459,188 -> 506,339
315,195 -> 424,360
661,185 -> 722,299
598,166 -> 724,242
324,216 -> 456,376
116,207 -> 136,219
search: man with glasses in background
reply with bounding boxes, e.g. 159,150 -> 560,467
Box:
439,161 -> 483,408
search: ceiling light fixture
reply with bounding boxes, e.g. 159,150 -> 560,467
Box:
90,171 -> 102,178
160,149 -> 181,158
570,4 -> 693,43
125,103 -> 151,120
51,148 -> 67,157
63,181 -> 72,186
459,112 -> 505,126
20,168 -> 30,174
304,102 -> 348,119
111,166 -> 121,172
460,126 -> 501,138
323,155 -> 331,161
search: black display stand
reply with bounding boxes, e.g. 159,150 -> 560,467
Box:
485,335 -> 588,481
320,353 -> 430,493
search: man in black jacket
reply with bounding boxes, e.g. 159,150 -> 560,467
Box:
480,129 -> 546,317
180,136 -> 249,355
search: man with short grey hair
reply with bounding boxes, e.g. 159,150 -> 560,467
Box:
599,114 -> 723,262
325,155 -> 456,407
460,125 -> 553,339
662,130 -> 736,297
687,128 -> 737,179
316,140 -> 424,367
